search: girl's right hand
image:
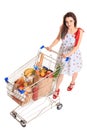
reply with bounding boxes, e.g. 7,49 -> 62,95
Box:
46,46 -> 52,51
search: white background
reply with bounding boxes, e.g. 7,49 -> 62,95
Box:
0,0 -> 87,129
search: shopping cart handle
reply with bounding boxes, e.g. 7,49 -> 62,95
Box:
65,57 -> 70,61
40,45 -> 58,55
40,46 -> 70,61
4,77 -> 9,83
40,45 -> 45,49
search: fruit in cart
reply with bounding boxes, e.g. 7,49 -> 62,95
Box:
18,85 -> 24,90
24,68 -> 35,77
40,67 -> 47,77
14,77 -> 25,88
46,70 -> 53,78
40,70 -> 46,77
24,82 -> 28,87
40,71 -> 45,77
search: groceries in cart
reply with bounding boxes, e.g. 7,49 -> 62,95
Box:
5,48 -> 60,106
4,46 -> 68,127
5,46 -> 70,106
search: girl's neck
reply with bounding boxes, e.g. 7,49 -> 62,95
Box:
68,27 -> 77,34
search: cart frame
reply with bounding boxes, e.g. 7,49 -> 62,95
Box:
5,46 -> 63,127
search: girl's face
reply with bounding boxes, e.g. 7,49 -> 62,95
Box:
65,17 -> 75,29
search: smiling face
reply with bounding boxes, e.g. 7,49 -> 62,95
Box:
61,12 -> 77,39
65,17 -> 75,29
63,12 -> 77,29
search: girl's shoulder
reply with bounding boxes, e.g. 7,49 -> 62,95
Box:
74,27 -> 84,47
74,27 -> 84,36
77,27 -> 84,32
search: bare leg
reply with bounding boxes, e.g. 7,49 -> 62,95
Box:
67,72 -> 78,91
56,74 -> 64,90
71,72 -> 78,84
53,74 -> 64,99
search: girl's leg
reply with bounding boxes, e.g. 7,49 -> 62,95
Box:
56,74 -> 64,90
67,72 -> 78,91
53,74 -> 64,99
71,72 -> 78,84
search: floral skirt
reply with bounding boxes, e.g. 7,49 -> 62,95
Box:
56,49 -> 82,76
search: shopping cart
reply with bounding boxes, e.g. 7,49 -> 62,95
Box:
4,45 -> 69,127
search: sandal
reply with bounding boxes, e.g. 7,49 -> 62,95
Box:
53,89 -> 60,99
67,83 -> 75,91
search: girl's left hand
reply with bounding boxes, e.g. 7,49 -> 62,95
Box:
61,53 -> 70,58
61,53 -> 67,58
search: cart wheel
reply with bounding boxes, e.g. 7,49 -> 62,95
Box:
20,120 -> 26,127
10,111 -> 17,119
57,103 -> 63,110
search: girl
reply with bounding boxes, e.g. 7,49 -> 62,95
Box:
46,12 -> 84,99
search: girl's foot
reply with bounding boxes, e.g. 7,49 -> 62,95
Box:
53,89 -> 60,99
67,82 -> 75,91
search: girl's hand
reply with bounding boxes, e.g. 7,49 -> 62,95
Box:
46,46 -> 52,51
61,53 -> 69,58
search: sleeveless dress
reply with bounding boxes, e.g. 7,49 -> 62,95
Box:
56,28 -> 83,76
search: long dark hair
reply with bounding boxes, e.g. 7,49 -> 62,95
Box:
61,12 -> 77,39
